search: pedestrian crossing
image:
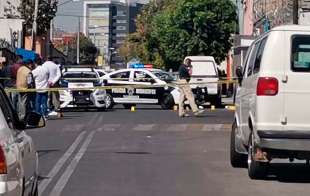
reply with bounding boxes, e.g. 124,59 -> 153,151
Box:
93,123 -> 232,132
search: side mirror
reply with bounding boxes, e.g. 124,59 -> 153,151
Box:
24,112 -> 46,129
235,66 -> 243,84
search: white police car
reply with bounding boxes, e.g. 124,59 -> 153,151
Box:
100,68 -> 179,109
59,67 -> 106,109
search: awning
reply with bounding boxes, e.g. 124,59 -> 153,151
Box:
16,48 -> 38,61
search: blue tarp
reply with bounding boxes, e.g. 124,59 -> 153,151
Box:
16,48 -> 38,61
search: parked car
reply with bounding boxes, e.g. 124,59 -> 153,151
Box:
59,67 -> 106,109
100,68 -> 178,109
184,56 -> 222,106
0,85 -> 45,196
231,25 -> 310,179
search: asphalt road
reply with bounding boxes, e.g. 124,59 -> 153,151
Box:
27,105 -> 310,196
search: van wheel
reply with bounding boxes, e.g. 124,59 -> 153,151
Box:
161,94 -> 175,110
248,132 -> 268,179
104,94 -> 114,109
230,121 -> 247,168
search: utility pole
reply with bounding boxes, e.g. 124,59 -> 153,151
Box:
32,0 -> 39,51
293,0 -> 299,24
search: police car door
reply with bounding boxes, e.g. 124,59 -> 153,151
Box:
106,70 -> 138,102
133,70 -> 158,104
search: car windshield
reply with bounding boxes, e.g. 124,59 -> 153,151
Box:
191,60 -> 217,76
151,70 -> 176,81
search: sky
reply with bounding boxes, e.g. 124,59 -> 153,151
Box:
54,0 -> 149,33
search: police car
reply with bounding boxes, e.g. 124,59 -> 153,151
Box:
59,67 -> 106,109
100,68 -> 179,109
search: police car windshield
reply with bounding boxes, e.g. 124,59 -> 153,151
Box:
152,71 -> 175,81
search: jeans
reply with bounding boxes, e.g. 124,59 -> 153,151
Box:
35,92 -> 48,116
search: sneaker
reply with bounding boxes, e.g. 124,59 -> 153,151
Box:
179,113 -> 190,118
194,109 -> 205,116
48,111 -> 58,116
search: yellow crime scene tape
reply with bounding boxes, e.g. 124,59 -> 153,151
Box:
3,80 -> 238,93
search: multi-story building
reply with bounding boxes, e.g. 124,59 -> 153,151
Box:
252,0 -> 310,34
83,0 -> 145,68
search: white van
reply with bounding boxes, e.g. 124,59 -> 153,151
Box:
231,25 -> 310,179
184,56 -> 221,106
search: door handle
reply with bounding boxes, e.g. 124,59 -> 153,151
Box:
197,79 -> 203,81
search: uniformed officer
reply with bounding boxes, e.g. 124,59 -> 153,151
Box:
178,58 -> 204,117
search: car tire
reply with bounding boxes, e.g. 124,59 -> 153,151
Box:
104,94 -> 114,109
248,132 -> 269,179
123,104 -> 135,109
161,94 -> 175,110
230,121 -> 247,168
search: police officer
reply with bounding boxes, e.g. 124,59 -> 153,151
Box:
178,58 -> 204,117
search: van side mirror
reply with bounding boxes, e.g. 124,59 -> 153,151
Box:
235,66 -> 243,85
24,112 -> 46,129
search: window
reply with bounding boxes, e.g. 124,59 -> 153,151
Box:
0,89 -> 19,131
247,42 -> 260,77
292,35 -> 310,72
253,37 -> 267,74
110,71 -> 130,81
116,33 -> 127,38
116,26 -> 126,31
117,20 -> 127,24
134,71 -> 153,82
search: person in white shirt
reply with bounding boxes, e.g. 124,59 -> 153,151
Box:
32,58 -> 49,117
42,57 -> 62,116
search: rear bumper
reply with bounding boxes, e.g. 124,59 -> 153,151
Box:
258,130 -> 310,151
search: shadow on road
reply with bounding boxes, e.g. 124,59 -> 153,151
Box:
265,163 -> 310,183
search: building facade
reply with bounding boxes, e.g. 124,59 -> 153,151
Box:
82,0 -> 145,67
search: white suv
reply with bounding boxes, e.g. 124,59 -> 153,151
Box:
231,25 -> 310,179
0,85 -> 45,195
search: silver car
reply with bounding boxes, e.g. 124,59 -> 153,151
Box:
0,86 -> 44,196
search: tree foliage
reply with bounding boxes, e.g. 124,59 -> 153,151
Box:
119,0 -> 237,70
19,0 -> 58,36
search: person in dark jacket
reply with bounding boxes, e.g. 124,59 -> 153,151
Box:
178,58 -> 204,117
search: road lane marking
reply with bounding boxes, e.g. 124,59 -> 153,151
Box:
48,131 -> 96,196
38,131 -> 86,196
103,124 -> 121,131
133,124 -> 155,131
166,124 -> 188,131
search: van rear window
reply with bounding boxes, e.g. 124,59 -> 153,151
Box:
292,36 -> 310,72
191,61 -> 217,76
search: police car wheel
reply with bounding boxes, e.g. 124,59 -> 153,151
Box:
161,94 -> 175,110
104,94 -> 114,109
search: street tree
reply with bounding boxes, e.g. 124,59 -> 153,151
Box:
119,0 -> 237,70
18,0 -> 58,36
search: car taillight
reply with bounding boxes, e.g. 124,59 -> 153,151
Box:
0,145 -> 7,174
257,77 -> 279,96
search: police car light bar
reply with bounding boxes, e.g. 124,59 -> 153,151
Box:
130,64 -> 153,69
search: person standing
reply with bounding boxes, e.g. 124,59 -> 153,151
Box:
42,57 -> 62,117
178,58 -> 204,117
32,58 -> 49,117
16,59 -> 35,121
6,55 -> 23,109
